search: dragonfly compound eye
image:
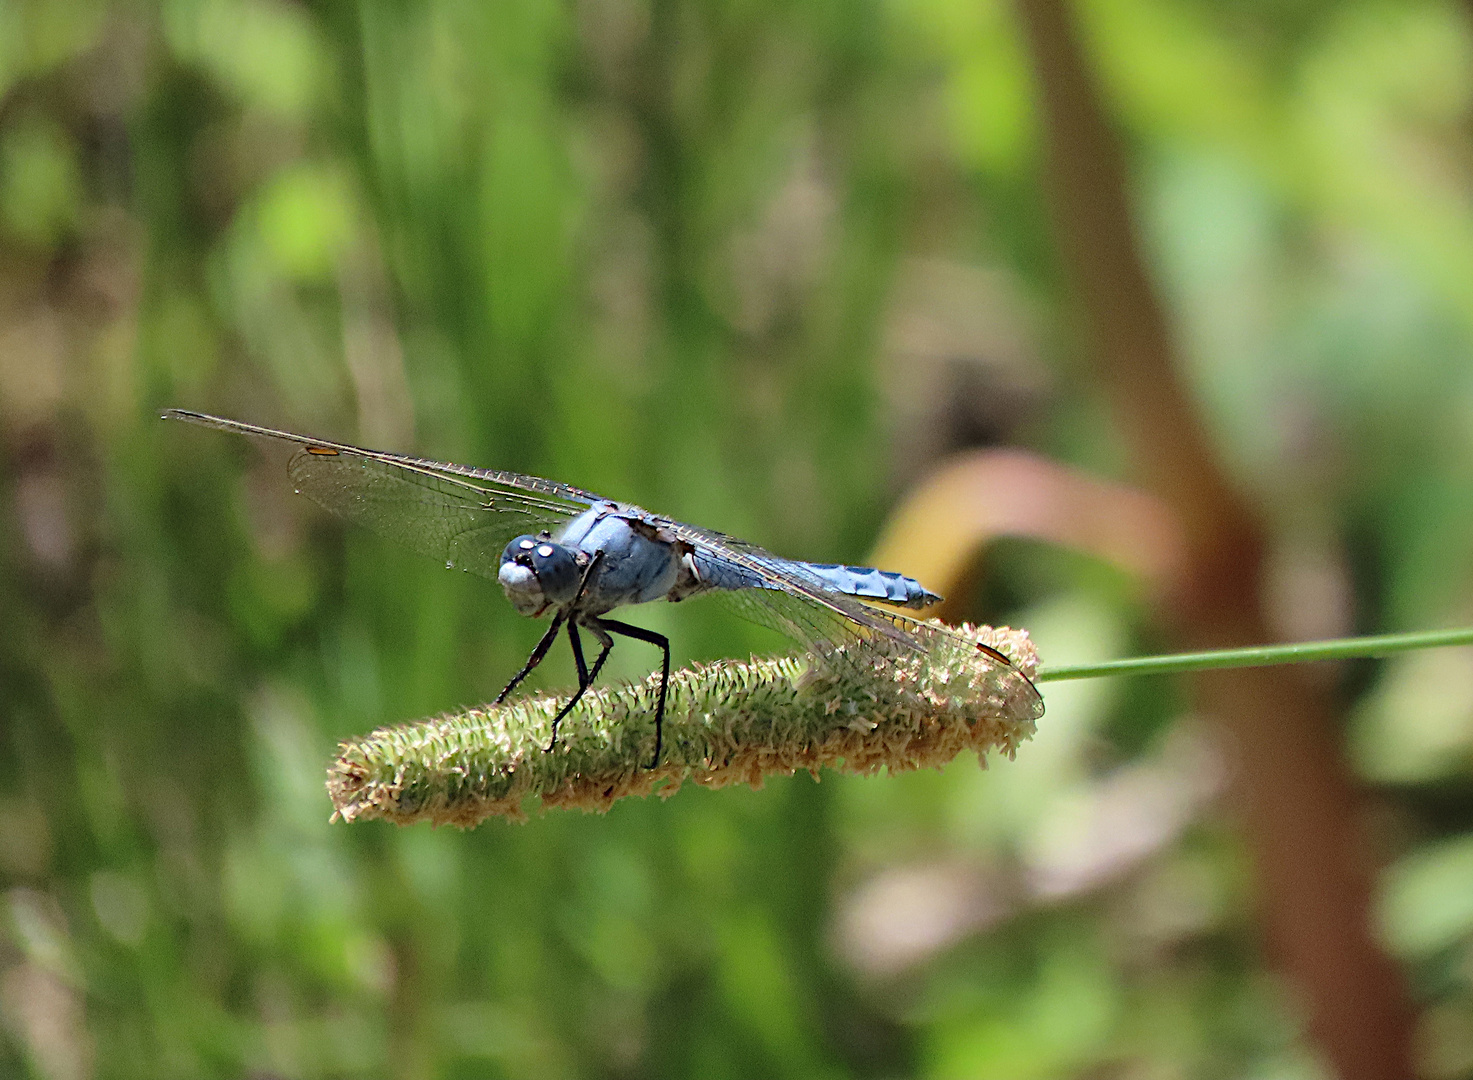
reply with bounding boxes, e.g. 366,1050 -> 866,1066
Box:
528,542 -> 580,603
498,535 -> 581,613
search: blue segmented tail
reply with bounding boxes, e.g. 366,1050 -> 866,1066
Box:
690,552 -> 942,608
798,563 -> 941,608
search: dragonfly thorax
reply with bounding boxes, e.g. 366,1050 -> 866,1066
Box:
498,535 -> 583,616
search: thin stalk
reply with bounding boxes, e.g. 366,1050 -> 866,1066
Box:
1036,627 -> 1473,683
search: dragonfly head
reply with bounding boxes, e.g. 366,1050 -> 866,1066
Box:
498,535 -> 582,616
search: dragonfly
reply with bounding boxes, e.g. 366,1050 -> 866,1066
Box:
165,410 -> 1044,767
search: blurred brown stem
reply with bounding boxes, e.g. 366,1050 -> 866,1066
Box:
1012,1 -> 1415,1076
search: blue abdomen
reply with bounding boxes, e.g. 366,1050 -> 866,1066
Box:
691,551 -> 941,608
799,562 -> 941,608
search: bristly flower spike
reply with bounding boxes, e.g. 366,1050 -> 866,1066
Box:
327,623 -> 1040,826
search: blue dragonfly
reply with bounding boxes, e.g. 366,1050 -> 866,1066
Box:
165,410 -> 1043,767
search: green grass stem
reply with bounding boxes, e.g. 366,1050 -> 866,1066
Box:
1036,627 -> 1473,683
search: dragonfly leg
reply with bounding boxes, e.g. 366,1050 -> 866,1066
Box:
495,610 -> 566,705
575,619 -> 617,689
544,622 -> 605,753
541,552 -> 613,753
588,616 -> 670,769
568,620 -> 591,685
585,634 -> 614,685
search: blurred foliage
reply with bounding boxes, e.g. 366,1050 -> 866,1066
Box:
6,0 -> 1473,1077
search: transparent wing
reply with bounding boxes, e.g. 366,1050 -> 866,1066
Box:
666,520 -> 1045,725
166,410 -> 598,579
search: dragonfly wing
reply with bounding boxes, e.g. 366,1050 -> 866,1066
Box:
670,520 -> 917,644
709,584 -> 1045,726
167,410 -> 597,579
287,451 -> 585,577
671,520 -> 1045,724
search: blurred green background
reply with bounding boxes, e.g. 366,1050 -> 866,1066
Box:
5,0 -> 1473,1076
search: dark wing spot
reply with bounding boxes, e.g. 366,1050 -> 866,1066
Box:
976,642 -> 1014,665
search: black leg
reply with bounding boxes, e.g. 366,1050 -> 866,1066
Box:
567,621 -> 590,686
585,635 -> 613,686
543,623 -> 617,754
495,610 -> 565,705
589,616 -> 670,769
573,622 -> 616,690
545,623 -> 593,753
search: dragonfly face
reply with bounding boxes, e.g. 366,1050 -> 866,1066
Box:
499,534 -> 583,616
